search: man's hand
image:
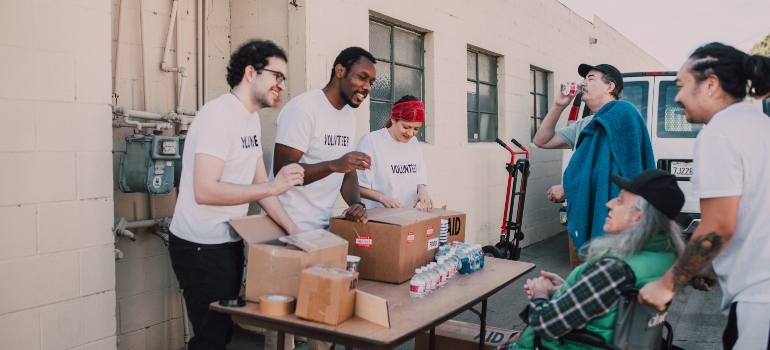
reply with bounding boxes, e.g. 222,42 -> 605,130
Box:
269,163 -> 304,195
539,270 -> 564,290
412,192 -> 433,212
525,277 -> 556,300
341,203 -> 367,223
638,279 -> 675,311
554,81 -> 578,108
690,264 -> 719,291
547,185 -> 566,203
329,152 -> 372,173
379,196 -> 404,208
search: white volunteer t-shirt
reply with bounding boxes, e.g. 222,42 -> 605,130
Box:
691,102 -> 770,314
356,128 -> 428,209
269,89 -> 356,231
170,93 -> 263,244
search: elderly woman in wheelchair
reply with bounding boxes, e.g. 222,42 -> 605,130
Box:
498,169 -> 686,350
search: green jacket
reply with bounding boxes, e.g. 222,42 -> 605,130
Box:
514,234 -> 676,350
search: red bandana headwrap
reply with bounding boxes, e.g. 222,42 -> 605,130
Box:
390,100 -> 425,123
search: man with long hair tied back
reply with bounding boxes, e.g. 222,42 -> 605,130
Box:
639,42 -> 770,350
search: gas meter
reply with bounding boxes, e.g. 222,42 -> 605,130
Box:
118,134 -> 181,195
173,135 -> 186,187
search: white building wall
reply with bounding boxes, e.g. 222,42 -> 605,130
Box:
0,0 -> 116,349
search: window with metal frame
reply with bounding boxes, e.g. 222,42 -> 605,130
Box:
466,50 -> 498,142
369,18 -> 426,141
530,67 -> 549,141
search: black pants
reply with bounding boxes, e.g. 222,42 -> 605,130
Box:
168,233 -> 245,350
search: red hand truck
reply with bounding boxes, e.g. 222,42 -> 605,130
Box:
483,138 -> 530,260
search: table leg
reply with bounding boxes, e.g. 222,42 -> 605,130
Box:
277,331 -> 285,350
429,327 -> 436,350
479,298 -> 488,350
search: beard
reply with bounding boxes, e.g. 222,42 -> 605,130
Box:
339,86 -> 361,108
251,83 -> 279,109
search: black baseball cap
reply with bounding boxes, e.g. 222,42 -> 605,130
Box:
578,63 -> 624,92
611,169 -> 684,220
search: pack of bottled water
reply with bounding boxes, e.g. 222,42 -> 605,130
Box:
408,241 -> 485,298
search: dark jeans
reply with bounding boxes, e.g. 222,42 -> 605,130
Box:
168,233 -> 245,350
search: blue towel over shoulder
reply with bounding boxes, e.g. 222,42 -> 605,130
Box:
563,100 -> 655,251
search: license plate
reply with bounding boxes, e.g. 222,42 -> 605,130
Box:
670,161 -> 694,177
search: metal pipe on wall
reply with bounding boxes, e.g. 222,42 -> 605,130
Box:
138,0 -> 150,110
197,0 -> 204,109
113,0 -> 128,93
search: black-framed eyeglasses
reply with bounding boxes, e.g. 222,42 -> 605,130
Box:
259,68 -> 287,85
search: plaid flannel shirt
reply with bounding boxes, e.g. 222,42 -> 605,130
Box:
528,257 -> 635,339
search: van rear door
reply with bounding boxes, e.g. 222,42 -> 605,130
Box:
651,76 -> 703,219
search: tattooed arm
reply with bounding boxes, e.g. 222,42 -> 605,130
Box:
638,196 -> 740,311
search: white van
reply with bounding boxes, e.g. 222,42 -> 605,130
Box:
560,71 -> 770,235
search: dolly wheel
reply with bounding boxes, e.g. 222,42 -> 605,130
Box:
482,245 -> 503,258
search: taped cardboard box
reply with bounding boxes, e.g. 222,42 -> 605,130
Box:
329,208 -> 441,284
414,320 -> 519,350
296,266 -> 358,326
229,215 -> 348,303
429,207 -> 466,244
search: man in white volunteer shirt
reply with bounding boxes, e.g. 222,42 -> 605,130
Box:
638,42 -> 770,350
168,40 -> 304,350
270,47 -> 377,231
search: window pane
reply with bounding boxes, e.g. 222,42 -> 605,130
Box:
535,71 -> 546,94
466,81 -> 477,111
478,54 -> 495,83
537,95 -> 548,118
479,84 -> 495,113
530,70 -> 535,93
657,81 -> 703,138
468,112 -> 479,141
540,71 -> 548,95
369,21 -> 391,60
531,117 -> 537,140
371,61 -> 392,100
530,93 -> 535,117
370,101 -> 393,132
394,27 -> 421,67
394,65 -> 422,101
479,113 -> 496,142
467,51 -> 476,80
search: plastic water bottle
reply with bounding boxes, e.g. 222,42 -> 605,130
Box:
447,254 -> 459,278
418,267 -> 433,295
430,262 -> 445,287
474,244 -> 485,268
409,268 -> 427,298
465,248 -> 478,272
436,258 -> 450,286
457,249 -> 472,274
427,265 -> 440,291
470,246 -> 482,271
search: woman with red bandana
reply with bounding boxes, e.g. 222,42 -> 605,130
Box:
356,95 -> 434,211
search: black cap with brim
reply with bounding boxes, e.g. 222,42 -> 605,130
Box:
578,63 -> 624,92
611,169 -> 685,220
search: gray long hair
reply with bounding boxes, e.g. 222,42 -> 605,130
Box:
581,196 -> 685,262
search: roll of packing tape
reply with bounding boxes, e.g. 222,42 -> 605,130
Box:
259,295 -> 296,316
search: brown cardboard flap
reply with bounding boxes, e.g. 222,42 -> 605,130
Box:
360,207 -> 436,226
429,207 -> 465,216
278,229 -> 348,252
414,320 -> 519,350
229,215 -> 286,245
354,290 -> 390,328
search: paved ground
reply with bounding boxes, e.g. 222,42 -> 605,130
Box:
229,231 -> 727,350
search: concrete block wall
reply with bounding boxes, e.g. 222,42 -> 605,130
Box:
0,0 -> 116,349
303,0 -> 666,246
110,0 -> 229,348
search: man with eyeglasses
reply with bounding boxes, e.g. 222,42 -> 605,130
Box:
533,64 -> 655,269
168,39 -> 304,350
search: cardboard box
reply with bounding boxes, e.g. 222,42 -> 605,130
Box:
329,208 -> 441,284
414,320 -> 519,350
430,207 -> 467,244
229,215 -> 348,302
295,266 -> 358,326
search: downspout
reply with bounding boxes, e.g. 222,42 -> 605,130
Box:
197,0 -> 204,109
113,0 -> 127,93
202,0 -> 208,107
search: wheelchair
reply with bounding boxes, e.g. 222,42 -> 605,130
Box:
534,288 -> 681,350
